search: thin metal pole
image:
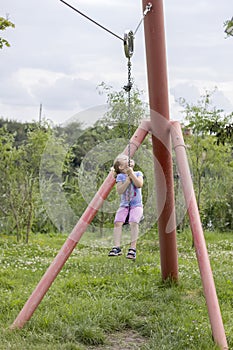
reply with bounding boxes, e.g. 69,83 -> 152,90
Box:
39,103 -> 42,124
142,0 -> 178,280
170,121 -> 228,350
10,121 -> 151,330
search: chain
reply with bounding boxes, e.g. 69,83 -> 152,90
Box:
124,58 -> 132,167
122,2 -> 152,167
127,59 -> 132,167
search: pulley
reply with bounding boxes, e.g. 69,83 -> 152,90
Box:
124,30 -> 134,59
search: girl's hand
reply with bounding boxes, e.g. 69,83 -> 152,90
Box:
126,167 -> 133,176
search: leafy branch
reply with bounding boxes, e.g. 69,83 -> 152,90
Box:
0,16 -> 15,49
224,17 -> 233,38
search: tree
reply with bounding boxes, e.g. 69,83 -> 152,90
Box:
0,16 -> 15,49
96,82 -> 148,139
0,126 -> 30,241
180,90 -> 233,231
0,122 -> 55,242
0,128 -> 17,236
23,123 -> 54,242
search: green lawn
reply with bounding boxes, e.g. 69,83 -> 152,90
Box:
0,230 -> 232,349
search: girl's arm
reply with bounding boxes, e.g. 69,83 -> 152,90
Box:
116,176 -> 131,195
126,168 -> 143,188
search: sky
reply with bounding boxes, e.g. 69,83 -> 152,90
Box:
0,0 -> 233,127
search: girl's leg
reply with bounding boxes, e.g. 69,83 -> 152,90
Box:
113,222 -> 123,247
113,207 -> 128,247
129,222 -> 139,249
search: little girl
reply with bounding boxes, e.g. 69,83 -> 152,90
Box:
108,154 -> 143,260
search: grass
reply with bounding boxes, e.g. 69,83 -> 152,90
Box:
0,230 -> 233,349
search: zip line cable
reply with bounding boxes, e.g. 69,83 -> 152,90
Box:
59,0 -> 152,45
59,0 -> 124,42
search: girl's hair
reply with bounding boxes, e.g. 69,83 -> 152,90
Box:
113,154 -> 134,175
113,160 -> 122,175
113,154 -> 128,174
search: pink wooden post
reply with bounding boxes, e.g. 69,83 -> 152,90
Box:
170,121 -> 228,350
10,121 -> 151,330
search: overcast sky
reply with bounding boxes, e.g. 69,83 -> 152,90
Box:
0,0 -> 232,127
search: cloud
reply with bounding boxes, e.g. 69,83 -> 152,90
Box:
170,83 -> 200,104
211,88 -> 233,112
169,82 -> 233,121
31,74 -> 105,110
63,104 -> 108,127
0,0 -> 232,125
166,0 -> 232,82
0,75 -> 35,106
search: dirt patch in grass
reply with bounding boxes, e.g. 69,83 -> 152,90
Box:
88,330 -> 148,349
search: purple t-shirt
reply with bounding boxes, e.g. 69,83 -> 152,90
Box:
116,171 -> 143,208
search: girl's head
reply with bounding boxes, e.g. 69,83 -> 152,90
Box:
113,154 -> 134,174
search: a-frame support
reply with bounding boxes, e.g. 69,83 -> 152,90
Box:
10,119 -> 228,348
10,0 -> 228,348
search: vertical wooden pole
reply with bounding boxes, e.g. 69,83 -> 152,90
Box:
142,0 -> 178,280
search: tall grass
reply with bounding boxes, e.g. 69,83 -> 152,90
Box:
0,230 -> 232,349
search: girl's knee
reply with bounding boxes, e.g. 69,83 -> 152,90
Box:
114,222 -> 123,228
129,222 -> 138,228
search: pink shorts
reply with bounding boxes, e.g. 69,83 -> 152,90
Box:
114,206 -> 143,224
